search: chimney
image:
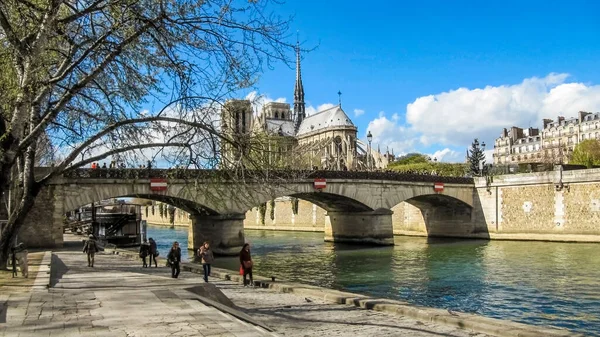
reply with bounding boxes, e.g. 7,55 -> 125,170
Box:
579,111 -> 590,123
502,128 -> 508,138
543,119 -> 553,129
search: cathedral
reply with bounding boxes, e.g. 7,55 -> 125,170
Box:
220,43 -> 394,170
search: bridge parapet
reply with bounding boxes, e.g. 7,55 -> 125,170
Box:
58,168 -> 474,184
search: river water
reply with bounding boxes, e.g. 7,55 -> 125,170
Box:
146,225 -> 600,336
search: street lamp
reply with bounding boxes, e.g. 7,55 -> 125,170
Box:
367,131 -> 373,171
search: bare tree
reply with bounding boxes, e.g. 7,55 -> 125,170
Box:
0,0 -> 296,268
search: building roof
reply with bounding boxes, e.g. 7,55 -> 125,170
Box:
265,118 -> 296,137
296,105 -> 355,136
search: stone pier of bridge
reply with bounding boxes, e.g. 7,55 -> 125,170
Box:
324,209 -> 394,245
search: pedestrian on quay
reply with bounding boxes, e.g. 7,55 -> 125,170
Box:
139,240 -> 150,268
198,241 -> 214,283
239,243 -> 253,287
167,241 -> 181,278
13,243 -> 28,278
83,234 -> 99,267
148,238 -> 158,268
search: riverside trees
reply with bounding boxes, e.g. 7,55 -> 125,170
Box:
0,0 -> 294,268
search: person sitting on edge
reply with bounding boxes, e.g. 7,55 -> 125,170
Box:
198,241 -> 214,283
13,243 -> 28,278
83,234 -> 99,267
239,243 -> 253,287
167,241 -> 181,278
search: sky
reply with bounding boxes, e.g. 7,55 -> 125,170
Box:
240,0 -> 600,163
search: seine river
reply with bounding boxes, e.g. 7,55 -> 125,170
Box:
146,225 -> 600,336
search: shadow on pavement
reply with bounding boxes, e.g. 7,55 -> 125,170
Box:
50,254 -> 69,288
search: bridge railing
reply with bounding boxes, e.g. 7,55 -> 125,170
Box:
59,168 -> 475,184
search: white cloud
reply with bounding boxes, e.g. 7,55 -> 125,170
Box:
306,103 -> 335,116
428,148 -> 464,163
354,108 -> 365,117
365,73 -> 600,163
405,73 -> 600,148
365,112 -> 419,156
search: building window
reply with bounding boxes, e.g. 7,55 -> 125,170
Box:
569,126 -> 574,134
281,112 -> 285,119
275,112 -> 279,119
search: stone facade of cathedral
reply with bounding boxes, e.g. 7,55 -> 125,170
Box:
220,43 -> 393,170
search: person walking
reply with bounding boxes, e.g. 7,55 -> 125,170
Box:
83,234 -> 99,267
148,238 -> 158,268
13,243 -> 28,278
139,240 -> 150,268
167,241 -> 181,278
198,242 -> 214,283
239,243 -> 253,287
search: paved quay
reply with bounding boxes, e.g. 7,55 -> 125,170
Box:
1,239 -> 583,337
0,241 -> 497,337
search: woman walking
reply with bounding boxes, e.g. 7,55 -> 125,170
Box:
239,243 -> 253,287
167,241 -> 181,278
198,241 -> 214,283
148,238 -> 158,268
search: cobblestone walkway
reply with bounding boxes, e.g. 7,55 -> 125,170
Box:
1,245 -> 492,337
1,250 -> 273,337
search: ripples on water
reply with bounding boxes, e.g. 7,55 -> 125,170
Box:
146,226 -> 600,336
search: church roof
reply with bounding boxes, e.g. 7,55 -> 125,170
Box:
265,118 -> 296,137
296,105 -> 355,136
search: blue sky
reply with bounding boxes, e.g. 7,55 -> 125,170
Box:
243,0 -> 600,162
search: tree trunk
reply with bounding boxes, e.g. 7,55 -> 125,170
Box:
0,183 -> 41,270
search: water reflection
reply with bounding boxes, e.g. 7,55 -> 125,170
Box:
146,227 -> 600,336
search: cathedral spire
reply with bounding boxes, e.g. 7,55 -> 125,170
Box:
294,36 -> 306,132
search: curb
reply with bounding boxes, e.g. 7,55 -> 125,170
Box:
32,251 -> 52,291
181,263 -> 583,337
112,249 -> 583,337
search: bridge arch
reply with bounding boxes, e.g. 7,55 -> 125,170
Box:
60,184 -> 218,216
392,193 -> 487,238
251,191 -> 373,213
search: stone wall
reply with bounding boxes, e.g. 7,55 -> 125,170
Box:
244,198 -> 326,232
141,204 -> 191,227
18,185 -> 64,248
472,168 -> 600,241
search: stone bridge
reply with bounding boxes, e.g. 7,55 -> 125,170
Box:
23,169 -> 477,254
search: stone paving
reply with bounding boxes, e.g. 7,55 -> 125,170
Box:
1,242 -> 492,337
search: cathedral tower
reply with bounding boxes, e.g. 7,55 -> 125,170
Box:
293,40 -> 306,132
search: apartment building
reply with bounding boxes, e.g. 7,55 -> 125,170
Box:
493,111 -> 600,165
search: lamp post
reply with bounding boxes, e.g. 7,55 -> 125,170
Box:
367,131 -> 373,171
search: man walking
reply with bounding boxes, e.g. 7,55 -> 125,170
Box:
83,234 -> 99,267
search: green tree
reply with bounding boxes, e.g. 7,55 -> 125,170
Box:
168,206 -> 176,226
467,139 -> 486,176
570,140 -> 600,168
0,0 -> 294,267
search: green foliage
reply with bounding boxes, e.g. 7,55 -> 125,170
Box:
159,203 -> 164,218
394,153 -> 430,165
270,199 -> 275,221
258,203 -> 267,225
168,206 -> 176,225
388,162 -> 467,177
291,197 -> 299,215
570,140 -> 600,168
467,139 -> 486,176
